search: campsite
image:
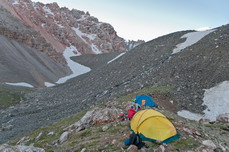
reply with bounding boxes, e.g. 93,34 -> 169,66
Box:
6,87 -> 229,151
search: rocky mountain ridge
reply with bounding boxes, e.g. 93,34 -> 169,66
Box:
0,6 -> 65,63
0,0 -> 129,55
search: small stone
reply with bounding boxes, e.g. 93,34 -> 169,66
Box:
199,118 -> 210,125
127,145 -> 138,152
80,148 -> 86,152
102,124 -> 111,131
35,132 -> 43,141
194,131 -> 202,137
58,131 -> 70,144
47,131 -> 55,136
158,145 -> 165,152
111,139 -> 117,145
183,127 -> 193,135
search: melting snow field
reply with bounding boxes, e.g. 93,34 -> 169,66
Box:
172,29 -> 215,54
178,81 -> 229,121
56,46 -> 91,84
5,82 -> 34,88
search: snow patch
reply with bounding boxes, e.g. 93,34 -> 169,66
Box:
12,0 -> 19,5
76,15 -> 88,21
107,52 -> 126,64
72,27 -> 96,41
91,44 -> 102,54
44,82 -> 55,87
56,46 -> 91,84
172,29 -> 215,54
5,82 -> 34,88
57,24 -> 64,28
32,2 -> 36,7
178,81 -> 229,121
202,81 -> 229,121
195,27 -> 212,31
177,110 -> 202,121
41,23 -> 45,27
43,6 -> 54,16
72,27 -> 101,54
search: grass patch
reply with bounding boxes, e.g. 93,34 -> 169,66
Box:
0,84 -> 33,110
205,123 -> 229,131
79,129 -> 92,137
8,110 -> 87,151
172,138 -> 200,150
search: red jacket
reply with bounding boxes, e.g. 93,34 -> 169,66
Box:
128,108 -> 136,119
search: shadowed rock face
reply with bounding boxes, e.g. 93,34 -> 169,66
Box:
0,0 -> 127,54
0,6 -> 72,87
0,36 -> 71,87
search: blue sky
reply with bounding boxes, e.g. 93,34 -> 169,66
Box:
34,0 -> 229,41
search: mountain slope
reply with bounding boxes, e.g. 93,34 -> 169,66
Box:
0,24 -> 229,144
6,91 -> 229,151
0,6 -> 71,87
0,36 -> 70,87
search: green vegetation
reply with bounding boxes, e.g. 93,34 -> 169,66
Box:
205,123 -> 229,131
0,84 -> 33,110
8,85 -> 228,151
172,138 -> 200,150
9,110 -> 87,150
8,86 -> 176,151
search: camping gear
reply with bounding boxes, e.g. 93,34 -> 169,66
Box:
124,132 -> 146,149
135,95 -> 157,107
128,107 -> 136,120
130,109 -> 179,144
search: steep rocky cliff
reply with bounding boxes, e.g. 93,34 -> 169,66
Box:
0,0 -> 127,54
0,6 -> 65,63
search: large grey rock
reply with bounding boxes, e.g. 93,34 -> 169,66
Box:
216,113 -> 229,123
0,144 -> 45,152
68,107 -> 121,132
